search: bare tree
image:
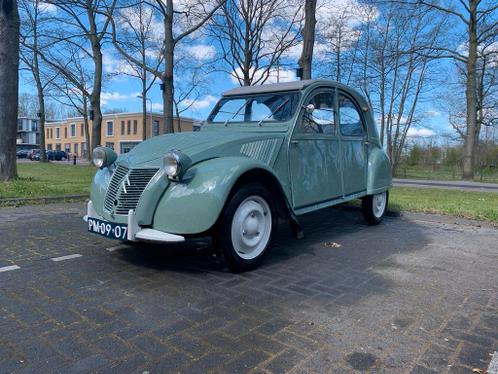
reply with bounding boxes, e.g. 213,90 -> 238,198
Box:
19,0 -> 60,162
411,0 -> 498,179
40,0 -> 117,152
298,0 -> 316,80
49,45 -> 93,160
112,0 -> 224,134
351,2 -> 445,172
114,1 -> 162,140
211,0 -> 302,86
0,0 -> 19,180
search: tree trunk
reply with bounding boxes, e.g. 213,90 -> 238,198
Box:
82,95 -> 91,161
34,57 -> 46,162
162,0 -> 174,134
462,1 -> 478,180
90,97 -> 102,150
142,92 -> 147,140
0,0 -> 19,180
298,0 -> 316,80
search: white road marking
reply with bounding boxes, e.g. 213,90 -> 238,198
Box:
0,265 -> 20,273
489,351 -> 498,374
106,244 -> 128,252
51,254 -> 82,262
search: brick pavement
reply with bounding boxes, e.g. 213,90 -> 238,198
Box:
0,202 -> 497,373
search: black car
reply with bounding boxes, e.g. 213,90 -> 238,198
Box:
16,150 -> 29,159
46,150 -> 67,161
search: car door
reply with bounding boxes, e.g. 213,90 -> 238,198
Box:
289,88 -> 343,209
338,92 -> 368,196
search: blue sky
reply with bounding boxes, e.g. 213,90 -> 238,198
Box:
18,0 -> 460,142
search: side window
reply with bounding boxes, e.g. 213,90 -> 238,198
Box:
339,94 -> 363,136
297,91 -> 335,134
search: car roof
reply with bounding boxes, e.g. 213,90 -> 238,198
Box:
221,79 -> 366,98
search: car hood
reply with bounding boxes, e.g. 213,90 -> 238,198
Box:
119,130 -> 285,167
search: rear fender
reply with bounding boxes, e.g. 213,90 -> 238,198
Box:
367,147 -> 392,194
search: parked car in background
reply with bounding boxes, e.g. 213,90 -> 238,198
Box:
46,150 -> 67,161
16,150 -> 30,159
85,79 -> 392,272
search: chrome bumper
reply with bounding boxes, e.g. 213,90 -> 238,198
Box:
83,200 -> 185,243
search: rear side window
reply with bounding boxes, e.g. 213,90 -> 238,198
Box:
339,94 -> 364,137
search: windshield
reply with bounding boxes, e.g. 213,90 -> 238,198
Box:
207,92 -> 300,124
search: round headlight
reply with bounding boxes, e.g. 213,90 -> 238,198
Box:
164,151 -> 181,178
92,147 -> 106,168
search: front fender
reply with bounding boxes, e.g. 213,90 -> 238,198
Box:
152,157 -> 283,235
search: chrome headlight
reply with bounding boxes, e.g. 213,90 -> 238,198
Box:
163,149 -> 191,180
92,147 -> 117,169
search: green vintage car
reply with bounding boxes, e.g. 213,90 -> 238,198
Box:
85,79 -> 392,272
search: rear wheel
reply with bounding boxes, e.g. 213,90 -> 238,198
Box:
362,191 -> 388,225
214,183 -> 276,273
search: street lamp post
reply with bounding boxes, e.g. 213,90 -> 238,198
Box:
137,95 -> 153,140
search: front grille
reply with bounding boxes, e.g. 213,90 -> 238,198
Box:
104,166 -> 159,215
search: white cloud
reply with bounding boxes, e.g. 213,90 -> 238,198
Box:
183,44 -> 216,61
230,67 -> 297,85
182,95 -> 217,110
407,127 -> 436,138
40,1 -> 57,13
101,91 -> 141,105
151,103 -> 163,111
424,110 -> 441,117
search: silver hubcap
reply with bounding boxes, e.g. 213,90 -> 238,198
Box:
372,192 -> 387,218
231,195 -> 272,260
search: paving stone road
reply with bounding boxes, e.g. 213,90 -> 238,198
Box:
0,202 -> 497,373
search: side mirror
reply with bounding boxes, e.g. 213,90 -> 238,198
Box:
305,104 -> 315,114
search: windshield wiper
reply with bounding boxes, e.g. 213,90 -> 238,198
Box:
223,102 -> 247,127
257,98 -> 290,126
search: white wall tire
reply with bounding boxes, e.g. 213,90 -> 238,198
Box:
362,191 -> 389,225
214,183 -> 276,272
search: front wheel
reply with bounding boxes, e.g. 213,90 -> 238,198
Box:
214,183 -> 277,273
362,191 -> 389,225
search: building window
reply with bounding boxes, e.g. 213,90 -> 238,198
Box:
121,121 -> 125,135
152,120 -> 159,137
55,127 -> 60,139
47,144 -> 52,150
64,127 -> 68,138
133,120 -> 137,135
31,120 -> 38,132
46,129 -> 50,139
106,121 -> 113,136
50,128 -> 53,139
17,119 -> 23,130
80,123 -> 84,137
127,120 -> 131,135
120,141 -> 140,154
74,143 -> 78,156
81,142 -> 87,157
105,142 -> 114,150
56,143 -> 61,151
65,143 -> 71,153
70,123 -> 76,137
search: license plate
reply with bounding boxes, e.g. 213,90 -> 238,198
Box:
87,217 -> 128,241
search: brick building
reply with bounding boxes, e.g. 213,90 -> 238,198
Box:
45,112 -> 195,157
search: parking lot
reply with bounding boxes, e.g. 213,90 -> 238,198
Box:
0,202 -> 496,373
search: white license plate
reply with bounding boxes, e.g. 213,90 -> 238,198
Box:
87,217 -> 128,241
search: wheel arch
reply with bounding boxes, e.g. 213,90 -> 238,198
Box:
226,168 -> 292,221
152,157 -> 292,235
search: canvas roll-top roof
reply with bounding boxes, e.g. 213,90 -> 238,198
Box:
222,79 -> 328,96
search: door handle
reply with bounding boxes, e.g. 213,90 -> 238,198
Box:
291,140 -> 299,145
